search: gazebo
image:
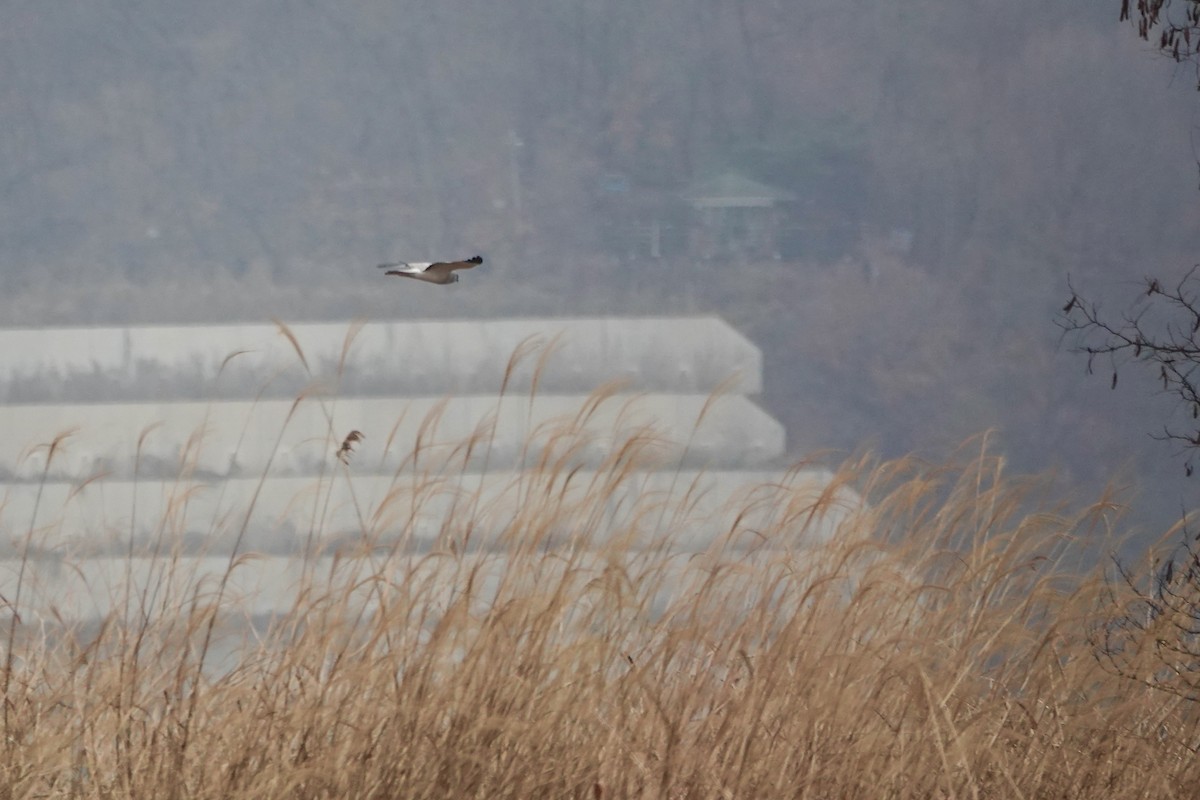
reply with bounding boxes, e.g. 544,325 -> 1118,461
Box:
683,171 -> 796,260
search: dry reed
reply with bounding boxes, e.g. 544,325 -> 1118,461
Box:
0,348 -> 1194,799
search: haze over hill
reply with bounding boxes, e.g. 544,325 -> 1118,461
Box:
2,0 -> 1198,542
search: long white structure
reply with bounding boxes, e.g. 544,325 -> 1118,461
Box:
0,467 -> 854,557
0,393 -> 784,480
0,317 -> 763,400
0,315 -> 852,625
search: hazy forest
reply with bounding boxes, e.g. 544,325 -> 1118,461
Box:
3,0 -> 1199,534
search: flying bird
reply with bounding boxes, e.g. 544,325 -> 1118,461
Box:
378,255 -> 483,285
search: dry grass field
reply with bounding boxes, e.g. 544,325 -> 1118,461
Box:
2,446 -> 1197,798
1,333 -> 1197,798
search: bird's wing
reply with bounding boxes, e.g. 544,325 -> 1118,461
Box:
378,261 -> 432,274
426,257 -> 483,276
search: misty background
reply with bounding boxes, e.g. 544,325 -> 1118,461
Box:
2,0 -> 1198,545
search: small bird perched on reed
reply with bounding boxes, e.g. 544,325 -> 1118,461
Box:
336,430 -> 364,464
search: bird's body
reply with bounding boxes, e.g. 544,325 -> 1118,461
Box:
378,255 -> 483,285
336,430 -> 364,464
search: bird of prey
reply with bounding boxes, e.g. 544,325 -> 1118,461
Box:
378,255 -> 483,285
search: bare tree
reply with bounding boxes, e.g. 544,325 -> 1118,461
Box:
1059,269 -> 1200,475
1121,0 -> 1200,83
1069,0 -> 1200,703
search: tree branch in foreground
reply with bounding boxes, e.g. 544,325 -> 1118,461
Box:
1057,266 -> 1200,474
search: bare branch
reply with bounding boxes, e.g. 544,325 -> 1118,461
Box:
1123,0 -> 1200,86
1058,267 -> 1200,471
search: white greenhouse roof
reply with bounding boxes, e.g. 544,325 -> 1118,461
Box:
0,465 -> 864,621
0,467 -> 857,558
0,316 -> 822,581
0,393 -> 785,481
0,316 -> 763,400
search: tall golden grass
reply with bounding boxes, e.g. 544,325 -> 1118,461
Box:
0,331 -> 1196,798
